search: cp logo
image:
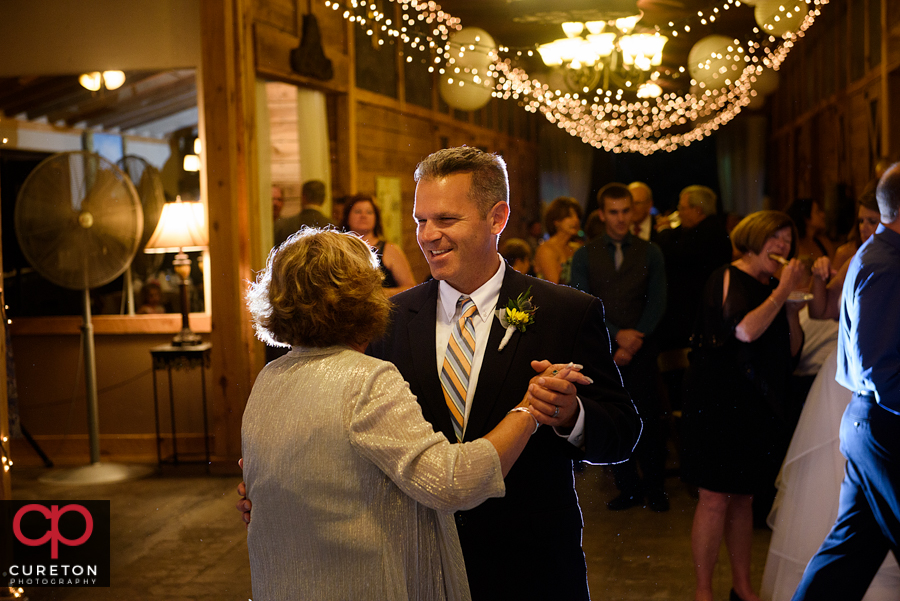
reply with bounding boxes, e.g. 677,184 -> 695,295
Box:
12,504 -> 94,559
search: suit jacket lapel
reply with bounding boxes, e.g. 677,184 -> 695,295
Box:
464,268 -> 526,441
407,281 -> 457,441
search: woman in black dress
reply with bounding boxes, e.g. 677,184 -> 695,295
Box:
681,211 -> 806,601
342,194 -> 416,297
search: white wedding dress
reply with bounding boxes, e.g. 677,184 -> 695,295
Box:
761,349 -> 900,601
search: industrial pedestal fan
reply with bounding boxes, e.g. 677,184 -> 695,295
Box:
15,151 -> 152,484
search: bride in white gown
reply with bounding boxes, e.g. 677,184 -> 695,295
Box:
761,348 -> 900,601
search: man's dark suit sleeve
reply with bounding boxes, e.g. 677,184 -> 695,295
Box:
571,294 -> 642,464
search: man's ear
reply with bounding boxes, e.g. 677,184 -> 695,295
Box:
489,202 -> 510,236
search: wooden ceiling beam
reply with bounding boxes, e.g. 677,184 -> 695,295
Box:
58,77 -> 196,129
89,91 -> 198,130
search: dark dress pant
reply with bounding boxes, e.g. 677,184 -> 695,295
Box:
792,393 -> 900,600
611,343 -> 666,496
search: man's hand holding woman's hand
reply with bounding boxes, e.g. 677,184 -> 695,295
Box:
237,361 -> 593,525
526,360 -> 592,428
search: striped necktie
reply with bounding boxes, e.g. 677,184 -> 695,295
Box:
440,296 -> 478,442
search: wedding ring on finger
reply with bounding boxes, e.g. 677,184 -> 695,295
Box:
551,369 -> 559,376
552,406 -> 559,418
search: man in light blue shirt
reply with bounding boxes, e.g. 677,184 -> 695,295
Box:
793,163 -> 900,600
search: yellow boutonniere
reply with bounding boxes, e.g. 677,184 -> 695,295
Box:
495,287 -> 538,351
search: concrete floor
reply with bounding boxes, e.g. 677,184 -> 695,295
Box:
8,463 -> 771,601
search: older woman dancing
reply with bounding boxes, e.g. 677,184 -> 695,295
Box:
680,211 -> 806,601
241,228 -> 583,601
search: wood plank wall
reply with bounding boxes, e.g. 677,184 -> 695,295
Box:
195,0 -> 541,468
768,0 -> 900,225
253,0 -> 540,282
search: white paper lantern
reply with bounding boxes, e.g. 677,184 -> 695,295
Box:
688,35 -> 744,88
447,27 -> 497,71
754,0 -> 808,37
440,71 -> 494,111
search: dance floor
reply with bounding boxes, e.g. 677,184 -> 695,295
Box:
10,463 -> 771,600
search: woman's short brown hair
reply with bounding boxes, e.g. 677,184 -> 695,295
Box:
247,228 -> 391,348
544,196 -> 583,236
730,210 -> 798,258
341,195 -> 383,238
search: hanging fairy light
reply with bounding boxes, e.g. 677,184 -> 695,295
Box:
326,0 -> 829,154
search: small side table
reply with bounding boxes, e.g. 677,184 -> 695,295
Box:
150,343 -> 212,468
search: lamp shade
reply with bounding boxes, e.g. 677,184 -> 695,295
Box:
144,199 -> 208,253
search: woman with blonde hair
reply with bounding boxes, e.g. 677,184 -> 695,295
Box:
241,228 -> 584,601
681,211 -> 806,601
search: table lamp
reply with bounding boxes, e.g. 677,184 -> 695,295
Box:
144,196 -> 208,346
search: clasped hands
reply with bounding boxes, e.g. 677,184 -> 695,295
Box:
236,359 -> 593,527
526,360 -> 592,429
613,329 -> 644,366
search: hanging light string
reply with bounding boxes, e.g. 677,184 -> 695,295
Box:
325,0 -> 828,153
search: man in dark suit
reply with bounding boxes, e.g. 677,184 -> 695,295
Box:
569,183 -> 668,513
792,164 -> 900,601
370,147 -> 640,600
238,147 -> 639,600
628,181 -> 658,243
273,179 -> 335,247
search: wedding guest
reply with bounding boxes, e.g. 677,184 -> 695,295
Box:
681,211 -> 805,601
499,237 -> 532,274
273,179 -> 334,247
533,196 -> 583,284
524,218 -> 544,255
793,163 -> 900,601
785,198 -> 833,268
833,189 -> 880,269
342,194 -> 416,297
242,228 -> 581,601
270,184 -> 284,221
628,181 -> 657,242
137,281 -> 165,314
809,191 -> 881,322
570,183 -> 669,512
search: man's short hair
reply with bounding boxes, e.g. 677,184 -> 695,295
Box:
544,196 -> 583,236
247,228 -> 390,348
500,238 -> 532,264
628,181 -> 653,202
876,162 -> 900,223
414,146 -> 509,216
596,183 -> 632,212
301,180 -> 326,207
680,185 -> 717,216
730,210 -> 798,258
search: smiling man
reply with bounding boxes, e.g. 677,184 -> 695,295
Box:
570,183 -> 669,513
370,147 -> 640,601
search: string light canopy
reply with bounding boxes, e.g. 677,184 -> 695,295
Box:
325,0 -> 830,154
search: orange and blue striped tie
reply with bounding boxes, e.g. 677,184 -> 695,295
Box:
441,296 -> 478,442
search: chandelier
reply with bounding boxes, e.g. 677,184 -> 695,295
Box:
536,15 -> 667,99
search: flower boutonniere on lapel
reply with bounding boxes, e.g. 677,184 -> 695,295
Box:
496,286 -> 538,351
